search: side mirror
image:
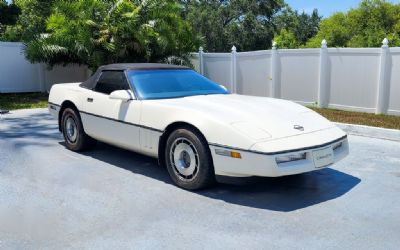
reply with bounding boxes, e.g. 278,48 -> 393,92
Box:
109,90 -> 134,101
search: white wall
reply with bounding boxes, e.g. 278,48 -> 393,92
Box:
0,42 -> 89,93
278,49 -> 320,104
192,39 -> 400,116
202,53 -> 232,90
237,51 -> 271,97
327,48 -> 380,112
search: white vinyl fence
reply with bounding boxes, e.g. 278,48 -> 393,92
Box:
1,40 -> 399,116
0,42 -> 89,93
192,39 -> 400,116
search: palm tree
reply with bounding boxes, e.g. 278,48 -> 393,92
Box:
24,0 -> 199,71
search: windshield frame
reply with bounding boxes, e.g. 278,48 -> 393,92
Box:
126,69 -> 229,100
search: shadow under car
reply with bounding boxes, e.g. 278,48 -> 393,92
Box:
76,142 -> 360,212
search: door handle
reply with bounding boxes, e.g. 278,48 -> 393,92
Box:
87,98 -> 93,103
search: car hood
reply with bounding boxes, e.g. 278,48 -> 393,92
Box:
153,94 -> 334,141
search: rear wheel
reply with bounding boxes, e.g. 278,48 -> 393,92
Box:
165,128 -> 215,190
61,108 -> 96,151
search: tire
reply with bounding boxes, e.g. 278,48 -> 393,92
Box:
165,127 -> 215,190
61,107 -> 96,152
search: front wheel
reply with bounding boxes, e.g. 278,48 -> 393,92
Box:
61,108 -> 96,151
165,128 -> 215,190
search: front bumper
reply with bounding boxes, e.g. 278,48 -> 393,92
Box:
48,102 -> 60,119
210,134 -> 349,178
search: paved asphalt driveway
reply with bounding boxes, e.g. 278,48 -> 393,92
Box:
0,109 -> 399,249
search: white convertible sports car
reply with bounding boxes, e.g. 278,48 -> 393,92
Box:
48,63 -> 349,190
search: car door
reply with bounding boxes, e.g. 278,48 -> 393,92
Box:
80,70 -> 142,151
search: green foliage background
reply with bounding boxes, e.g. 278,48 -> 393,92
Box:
22,0 -> 199,70
1,0 -> 400,70
0,0 -> 20,36
306,0 -> 400,48
181,0 -> 284,52
274,5 -> 321,48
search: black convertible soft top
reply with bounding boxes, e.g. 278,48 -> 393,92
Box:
80,63 -> 190,89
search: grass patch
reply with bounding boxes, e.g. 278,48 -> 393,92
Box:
310,107 -> 400,130
0,93 -> 48,111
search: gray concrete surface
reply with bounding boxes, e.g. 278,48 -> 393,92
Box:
336,122 -> 400,142
0,108 -> 399,250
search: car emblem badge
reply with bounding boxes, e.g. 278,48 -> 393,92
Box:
294,125 -> 304,131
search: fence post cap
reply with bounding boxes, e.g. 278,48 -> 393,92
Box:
231,45 -> 237,52
199,46 -> 204,52
382,38 -> 389,47
272,42 -> 277,49
321,39 -> 327,48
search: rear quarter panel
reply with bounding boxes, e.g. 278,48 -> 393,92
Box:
49,83 -> 87,110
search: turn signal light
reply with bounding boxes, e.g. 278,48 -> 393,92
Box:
230,152 -> 242,159
215,149 -> 242,159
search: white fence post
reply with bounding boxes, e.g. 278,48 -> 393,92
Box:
231,46 -> 237,93
199,46 -> 204,75
270,42 -> 280,98
376,38 -> 390,114
318,39 -> 329,108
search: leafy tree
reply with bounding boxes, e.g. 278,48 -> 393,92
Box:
274,28 -> 299,49
0,0 -> 20,24
307,0 -> 400,47
24,0 -> 199,71
181,0 -> 284,52
274,5 -> 321,48
0,0 -> 20,38
1,0 -> 57,41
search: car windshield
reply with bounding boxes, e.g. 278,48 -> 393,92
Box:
127,69 -> 229,100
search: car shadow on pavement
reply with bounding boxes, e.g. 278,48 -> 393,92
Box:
198,169 -> 361,212
80,142 -> 361,212
0,112 -> 61,148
